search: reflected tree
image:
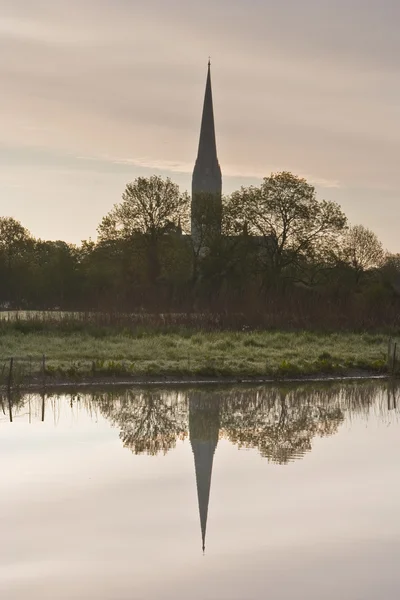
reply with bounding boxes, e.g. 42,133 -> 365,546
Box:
220,387 -> 344,464
94,390 -> 188,455
6,382 -> 391,464
87,382 -> 387,461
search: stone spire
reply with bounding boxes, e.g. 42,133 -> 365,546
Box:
189,394 -> 220,553
191,62 -> 222,250
195,60 -> 218,172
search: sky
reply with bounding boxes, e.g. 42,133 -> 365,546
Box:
1,0 -> 400,250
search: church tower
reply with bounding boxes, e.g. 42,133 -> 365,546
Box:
191,61 -> 222,250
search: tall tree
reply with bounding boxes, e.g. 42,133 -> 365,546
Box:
0,217 -> 31,264
33,240 -> 80,308
0,217 -> 33,307
228,172 -> 347,285
339,224 -> 384,282
98,176 -> 190,282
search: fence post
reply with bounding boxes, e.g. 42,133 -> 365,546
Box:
7,357 -> 13,394
41,393 -> 46,422
42,354 -> 46,388
6,358 -> 13,423
392,342 -> 397,376
7,392 -> 13,423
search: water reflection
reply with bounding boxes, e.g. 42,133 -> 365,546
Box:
96,391 -> 187,456
189,394 -> 220,552
3,381 -> 397,461
1,381 -> 399,554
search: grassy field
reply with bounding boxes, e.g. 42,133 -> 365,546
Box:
0,321 -> 391,384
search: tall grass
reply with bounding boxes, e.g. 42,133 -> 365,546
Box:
0,321 -> 390,383
1,302 -> 400,336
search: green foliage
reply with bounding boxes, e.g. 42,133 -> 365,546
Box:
228,171 -> 347,283
98,176 -> 190,240
97,176 -> 190,284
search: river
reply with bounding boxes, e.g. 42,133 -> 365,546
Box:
1,381 -> 399,599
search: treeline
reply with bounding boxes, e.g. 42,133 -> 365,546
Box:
1,172 -> 400,328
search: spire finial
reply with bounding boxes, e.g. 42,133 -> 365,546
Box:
208,56 -> 211,67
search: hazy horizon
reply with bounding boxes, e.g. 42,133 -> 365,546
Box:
1,0 -> 399,250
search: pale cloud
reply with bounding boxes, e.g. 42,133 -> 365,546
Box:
106,156 -> 195,175
76,153 -> 342,189
0,0 -> 399,248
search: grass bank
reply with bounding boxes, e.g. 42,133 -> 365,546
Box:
0,322 -> 391,384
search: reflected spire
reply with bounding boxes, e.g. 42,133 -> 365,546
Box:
192,435 -> 216,552
189,394 -> 220,553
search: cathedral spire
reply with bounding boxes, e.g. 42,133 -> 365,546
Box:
196,61 -> 218,169
191,62 -> 222,250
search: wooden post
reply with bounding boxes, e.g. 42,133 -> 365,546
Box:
392,342 -> 397,376
7,357 -> 13,394
42,354 -> 46,388
388,337 -> 392,369
7,392 -> 13,423
41,392 -> 46,422
6,358 -> 13,423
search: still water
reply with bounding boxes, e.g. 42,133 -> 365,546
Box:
1,382 -> 399,599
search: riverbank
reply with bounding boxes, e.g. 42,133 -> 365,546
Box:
0,327 -> 390,386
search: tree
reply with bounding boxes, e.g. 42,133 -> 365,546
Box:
228,172 -> 347,285
339,224 -> 385,282
32,240 -> 80,308
79,237 -> 150,309
0,217 -> 33,307
98,176 -> 190,282
381,253 -> 400,294
0,217 -> 32,270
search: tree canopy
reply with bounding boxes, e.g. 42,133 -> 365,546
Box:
98,175 -> 190,242
228,172 -> 347,282
0,172 -> 398,327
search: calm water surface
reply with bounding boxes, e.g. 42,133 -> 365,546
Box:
1,382 -> 399,599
